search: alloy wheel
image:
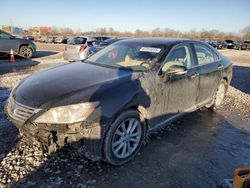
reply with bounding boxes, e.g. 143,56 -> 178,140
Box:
111,118 -> 142,159
20,47 -> 32,58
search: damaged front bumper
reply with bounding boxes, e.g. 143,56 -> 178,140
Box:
6,106 -> 106,161
5,95 -> 107,161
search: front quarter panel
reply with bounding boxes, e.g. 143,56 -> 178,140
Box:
86,77 -> 149,124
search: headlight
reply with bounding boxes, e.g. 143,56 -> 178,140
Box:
34,102 -> 99,124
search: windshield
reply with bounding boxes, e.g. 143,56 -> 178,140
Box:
85,43 -> 164,71
68,37 -> 87,45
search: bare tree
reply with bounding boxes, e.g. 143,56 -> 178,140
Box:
241,25 -> 250,40
32,25 -> 250,40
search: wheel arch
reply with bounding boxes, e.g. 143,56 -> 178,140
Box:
222,76 -> 229,91
110,104 -> 150,134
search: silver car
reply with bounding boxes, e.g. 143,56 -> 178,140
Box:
63,36 -> 93,61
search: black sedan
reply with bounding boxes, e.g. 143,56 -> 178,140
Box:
234,40 -> 250,50
6,38 -> 232,165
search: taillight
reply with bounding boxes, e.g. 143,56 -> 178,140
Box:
79,44 -> 87,52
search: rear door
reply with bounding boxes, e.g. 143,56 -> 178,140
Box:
192,42 -> 222,106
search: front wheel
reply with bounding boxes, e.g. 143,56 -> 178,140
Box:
19,46 -> 33,59
206,79 -> 227,110
103,110 -> 146,165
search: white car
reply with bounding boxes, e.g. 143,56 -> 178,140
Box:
63,36 -> 93,61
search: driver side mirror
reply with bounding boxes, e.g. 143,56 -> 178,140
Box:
162,64 -> 187,76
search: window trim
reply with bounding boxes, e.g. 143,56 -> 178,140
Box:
157,42 -> 196,76
191,42 -> 221,68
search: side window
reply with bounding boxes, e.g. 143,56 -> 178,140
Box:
74,37 -> 87,45
194,44 -> 215,65
162,44 -> 193,72
0,31 -> 10,39
102,37 -> 109,41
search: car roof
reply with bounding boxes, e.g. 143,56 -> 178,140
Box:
116,37 -> 192,48
103,38 -> 126,42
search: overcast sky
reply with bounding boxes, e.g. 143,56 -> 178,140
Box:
1,0 -> 250,33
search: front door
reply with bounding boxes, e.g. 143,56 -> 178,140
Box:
146,43 -> 199,129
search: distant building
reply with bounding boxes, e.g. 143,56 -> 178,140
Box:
30,26 -> 52,35
12,27 -> 23,35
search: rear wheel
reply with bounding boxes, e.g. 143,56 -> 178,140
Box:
206,79 -> 227,110
19,46 -> 33,59
103,110 -> 146,165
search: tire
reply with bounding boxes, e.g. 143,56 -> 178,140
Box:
19,46 -> 33,59
103,110 -> 146,165
206,79 -> 227,110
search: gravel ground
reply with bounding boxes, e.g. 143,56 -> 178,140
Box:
0,47 -> 249,188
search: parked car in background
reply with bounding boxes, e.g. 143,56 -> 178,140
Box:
55,36 -> 68,44
34,36 -> 41,42
234,40 -> 250,50
88,36 -> 110,45
63,36 -> 93,61
40,36 -> 48,43
88,38 -> 127,55
23,35 -> 34,41
0,29 -> 36,58
47,36 -> 57,43
216,41 -> 226,49
99,38 -> 127,48
207,41 -> 217,48
224,40 -> 234,49
6,38 -> 232,165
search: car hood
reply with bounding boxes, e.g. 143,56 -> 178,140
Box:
13,62 -> 137,108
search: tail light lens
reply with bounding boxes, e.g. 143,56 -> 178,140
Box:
79,44 -> 87,52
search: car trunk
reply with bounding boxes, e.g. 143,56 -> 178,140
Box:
66,37 -> 88,54
66,44 -> 81,54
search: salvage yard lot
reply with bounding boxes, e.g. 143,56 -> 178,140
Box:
0,43 -> 250,187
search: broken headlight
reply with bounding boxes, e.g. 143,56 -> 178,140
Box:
34,102 -> 99,124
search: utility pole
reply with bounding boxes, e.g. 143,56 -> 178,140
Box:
10,17 -> 13,34
91,25 -> 94,36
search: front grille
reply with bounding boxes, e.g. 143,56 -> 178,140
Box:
6,96 -> 39,125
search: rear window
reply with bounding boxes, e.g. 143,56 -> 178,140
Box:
68,37 -> 87,45
194,44 -> 216,65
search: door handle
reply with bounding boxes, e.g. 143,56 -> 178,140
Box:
218,64 -> 223,70
191,72 -> 199,79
